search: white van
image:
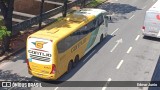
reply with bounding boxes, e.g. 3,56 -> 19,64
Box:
142,0 -> 160,38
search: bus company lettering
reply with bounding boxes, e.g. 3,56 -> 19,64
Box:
28,50 -> 52,57
71,38 -> 87,52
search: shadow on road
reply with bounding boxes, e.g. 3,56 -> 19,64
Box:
99,2 -> 141,23
59,35 -> 114,81
0,70 -> 32,90
143,36 -> 160,42
148,56 -> 160,90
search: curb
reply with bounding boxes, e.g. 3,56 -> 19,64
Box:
0,46 -> 26,63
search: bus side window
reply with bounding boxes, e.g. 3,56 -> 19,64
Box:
57,35 -> 74,53
80,25 -> 89,34
72,27 -> 87,39
93,18 -> 98,28
70,33 -> 80,44
57,39 -> 66,53
81,21 -> 95,34
98,14 -> 104,25
65,36 -> 72,48
87,22 -> 94,32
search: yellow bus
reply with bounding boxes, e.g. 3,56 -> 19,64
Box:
26,8 -> 108,80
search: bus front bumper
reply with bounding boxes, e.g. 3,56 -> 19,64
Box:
28,70 -> 57,80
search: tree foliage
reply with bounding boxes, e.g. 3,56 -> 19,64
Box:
0,0 -> 14,53
0,0 -> 14,33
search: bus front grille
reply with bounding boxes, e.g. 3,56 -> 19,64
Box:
30,54 -> 50,62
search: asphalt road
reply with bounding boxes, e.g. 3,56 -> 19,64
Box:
0,0 -> 160,90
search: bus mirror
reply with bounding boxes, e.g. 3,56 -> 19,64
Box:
104,15 -> 108,27
104,16 -> 109,20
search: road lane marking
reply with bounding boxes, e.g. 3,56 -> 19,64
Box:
126,47 -> 132,54
142,5 -> 147,9
102,86 -> 107,90
102,87 -> 107,90
111,28 -> 119,35
116,60 -> 124,69
108,78 -> 112,82
110,38 -> 122,52
83,50 -> 95,62
102,78 -> 112,90
54,87 -> 59,90
135,35 -> 140,41
129,15 -> 135,20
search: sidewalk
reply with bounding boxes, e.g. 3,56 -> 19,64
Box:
0,0 -> 109,62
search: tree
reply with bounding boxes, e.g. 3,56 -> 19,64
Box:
0,0 -> 14,33
0,0 -> 14,55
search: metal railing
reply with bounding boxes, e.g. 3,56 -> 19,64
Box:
12,0 -> 91,35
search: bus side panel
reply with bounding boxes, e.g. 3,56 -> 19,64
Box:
85,24 -> 107,54
57,34 -> 92,75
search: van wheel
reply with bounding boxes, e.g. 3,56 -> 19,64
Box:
100,34 -> 104,42
67,61 -> 73,73
73,55 -> 79,67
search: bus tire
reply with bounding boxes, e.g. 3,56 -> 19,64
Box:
73,55 -> 79,67
67,61 -> 73,73
100,34 -> 104,42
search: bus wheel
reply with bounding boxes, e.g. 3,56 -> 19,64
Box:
73,55 -> 79,67
100,34 -> 104,42
67,61 -> 73,73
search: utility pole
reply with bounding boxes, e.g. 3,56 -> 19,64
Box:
0,0 -> 14,33
81,0 -> 86,8
63,0 -> 68,17
39,0 -> 44,29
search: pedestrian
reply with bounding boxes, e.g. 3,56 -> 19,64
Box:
109,15 -> 112,21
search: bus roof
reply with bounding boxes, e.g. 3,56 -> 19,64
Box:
29,8 -> 106,41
